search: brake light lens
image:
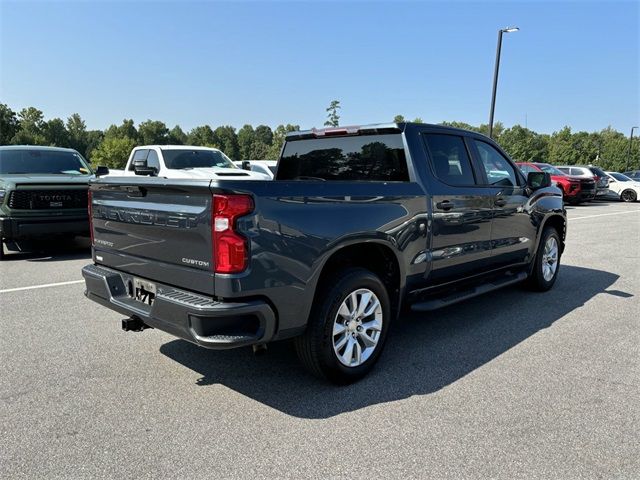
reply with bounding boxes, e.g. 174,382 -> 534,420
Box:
213,194 -> 253,273
87,189 -> 94,245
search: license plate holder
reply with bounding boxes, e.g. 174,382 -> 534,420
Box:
133,278 -> 156,306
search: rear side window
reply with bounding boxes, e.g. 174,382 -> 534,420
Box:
423,134 -> 476,186
474,140 -> 519,187
277,134 -> 409,181
589,167 -> 606,177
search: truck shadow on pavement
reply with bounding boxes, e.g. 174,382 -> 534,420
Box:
2,237 -> 91,262
160,265 -> 624,419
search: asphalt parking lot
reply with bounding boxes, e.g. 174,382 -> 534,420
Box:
1,201 -> 639,479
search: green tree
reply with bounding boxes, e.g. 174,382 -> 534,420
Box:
413,117 -> 424,124
393,115 -> 405,123
43,118 -> 70,147
498,125 -> 548,163
267,124 -> 299,159
91,136 -> 136,168
168,125 -> 187,144
84,130 -> 104,159
254,125 -> 273,146
324,100 -> 341,127
213,125 -> 239,159
187,125 -> 217,146
66,113 -> 88,153
104,119 -> 137,141
11,107 -> 47,145
0,103 -> 19,145
237,124 -> 256,159
138,120 -> 169,145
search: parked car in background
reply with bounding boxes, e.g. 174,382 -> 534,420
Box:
0,146 -> 92,260
108,146 -> 270,180
554,165 -> 597,202
234,160 -> 277,179
557,165 -> 608,198
623,170 -> 640,181
586,166 -> 610,197
83,122 -> 566,383
604,171 -> 640,202
517,162 -> 583,204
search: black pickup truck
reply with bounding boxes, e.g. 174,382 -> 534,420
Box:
82,123 -> 566,383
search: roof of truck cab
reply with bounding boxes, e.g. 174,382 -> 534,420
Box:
134,145 -> 223,151
286,122 -> 490,140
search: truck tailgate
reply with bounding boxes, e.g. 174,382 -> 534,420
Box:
90,178 -> 216,296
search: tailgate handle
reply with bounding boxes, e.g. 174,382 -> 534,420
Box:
125,186 -> 146,197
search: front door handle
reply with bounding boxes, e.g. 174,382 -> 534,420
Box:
494,198 -> 507,207
436,200 -> 454,211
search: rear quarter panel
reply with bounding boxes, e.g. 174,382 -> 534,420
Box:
209,180 -> 428,335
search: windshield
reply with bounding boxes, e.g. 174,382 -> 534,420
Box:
162,149 -> 236,170
610,172 -> 631,182
538,164 -> 565,176
0,149 -> 91,175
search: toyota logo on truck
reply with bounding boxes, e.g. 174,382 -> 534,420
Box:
38,194 -> 73,202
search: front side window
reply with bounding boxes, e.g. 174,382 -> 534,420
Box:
423,134 -> 476,186
518,164 -> 539,175
610,172 -> 631,182
277,134 -> 409,181
538,164 -> 565,176
0,149 -> 91,175
474,140 -> 518,187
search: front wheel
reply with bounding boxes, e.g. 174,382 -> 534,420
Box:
527,227 -> 561,291
294,268 -> 391,384
620,189 -> 637,203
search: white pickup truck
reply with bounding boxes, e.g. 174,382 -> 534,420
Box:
113,145 -> 270,180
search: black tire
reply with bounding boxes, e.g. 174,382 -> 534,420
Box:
620,189 -> 637,203
526,227 -> 561,292
294,267 -> 391,384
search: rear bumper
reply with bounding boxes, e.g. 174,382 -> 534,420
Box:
0,214 -> 88,240
595,187 -> 609,197
82,264 -> 276,349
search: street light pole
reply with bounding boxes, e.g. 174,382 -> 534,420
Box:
489,27 -> 519,139
626,126 -> 638,171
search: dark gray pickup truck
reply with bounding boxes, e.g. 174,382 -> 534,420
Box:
83,123 -> 566,383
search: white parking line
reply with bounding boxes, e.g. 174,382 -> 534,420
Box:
570,210 -> 640,221
0,279 -> 84,294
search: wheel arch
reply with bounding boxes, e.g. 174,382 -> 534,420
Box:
311,240 -> 405,323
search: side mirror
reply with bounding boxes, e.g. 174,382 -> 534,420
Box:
133,160 -> 158,176
95,166 -> 110,177
241,160 -> 251,171
527,171 -> 551,190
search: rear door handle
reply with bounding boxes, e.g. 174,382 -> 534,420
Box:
436,200 -> 454,211
494,198 -> 507,207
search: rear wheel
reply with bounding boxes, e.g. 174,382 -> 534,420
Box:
294,268 -> 391,384
527,227 -> 561,291
621,189 -> 637,203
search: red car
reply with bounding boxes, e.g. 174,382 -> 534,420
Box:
517,162 -> 584,204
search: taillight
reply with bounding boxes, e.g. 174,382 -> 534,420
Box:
87,189 -> 94,245
212,194 -> 254,273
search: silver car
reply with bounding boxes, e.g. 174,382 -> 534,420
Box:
557,165 -> 609,197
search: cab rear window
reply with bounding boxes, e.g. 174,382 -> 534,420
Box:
276,134 -> 409,181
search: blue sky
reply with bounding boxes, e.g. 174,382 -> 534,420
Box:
1,1 -> 638,133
